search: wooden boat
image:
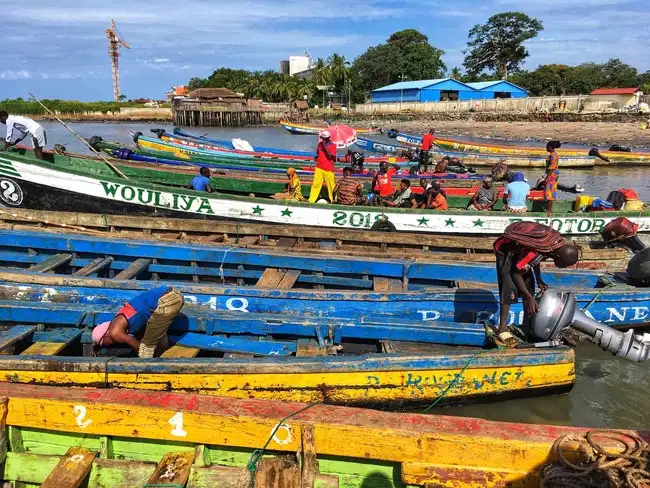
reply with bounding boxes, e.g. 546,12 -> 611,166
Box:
280,119 -> 382,135
0,299 -> 575,404
137,131 -> 404,164
152,130 -> 397,164
394,132 -> 650,163
0,208 -> 631,270
1,148 -> 642,236
97,137 -> 490,182
356,136 -> 597,168
3,383 -> 639,487
0,228 -> 646,329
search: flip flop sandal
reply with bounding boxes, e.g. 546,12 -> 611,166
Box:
497,331 -> 521,348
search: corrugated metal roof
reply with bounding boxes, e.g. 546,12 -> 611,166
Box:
466,81 -> 528,92
590,87 -> 640,95
466,81 -> 501,90
372,78 -> 451,92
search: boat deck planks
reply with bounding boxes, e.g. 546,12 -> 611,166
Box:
146,451 -> 195,486
0,326 -> 36,353
161,345 -> 201,358
72,257 -> 114,277
28,253 -> 72,273
40,447 -> 97,488
114,258 -> 152,280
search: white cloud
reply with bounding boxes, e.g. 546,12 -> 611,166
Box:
0,70 -> 32,80
153,58 -> 170,63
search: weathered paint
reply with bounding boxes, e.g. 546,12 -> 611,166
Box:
0,383 -> 647,488
2,280 -> 649,328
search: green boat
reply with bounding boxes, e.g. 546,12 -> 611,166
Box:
0,147 -> 645,236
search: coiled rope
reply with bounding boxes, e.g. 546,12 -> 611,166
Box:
540,430 -> 650,488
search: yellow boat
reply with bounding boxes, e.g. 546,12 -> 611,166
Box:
396,132 -> 650,163
0,383 -> 646,488
280,119 -> 382,135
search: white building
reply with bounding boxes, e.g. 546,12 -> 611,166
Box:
289,55 -> 312,76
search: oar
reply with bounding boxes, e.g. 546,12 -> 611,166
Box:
28,93 -> 128,180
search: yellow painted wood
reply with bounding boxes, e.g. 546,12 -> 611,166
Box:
401,461 -> 531,488
40,447 -> 97,488
0,362 -> 575,403
161,346 -> 200,359
146,451 -> 194,486
21,342 -> 67,356
2,393 -> 582,487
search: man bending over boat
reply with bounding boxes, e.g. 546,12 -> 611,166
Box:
493,222 -> 578,347
0,111 -> 47,159
92,287 -> 184,358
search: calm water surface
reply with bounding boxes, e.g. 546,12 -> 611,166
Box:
38,121 -> 650,428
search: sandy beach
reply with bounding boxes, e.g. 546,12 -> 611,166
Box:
397,120 -> 650,149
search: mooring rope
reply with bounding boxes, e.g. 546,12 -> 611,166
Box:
540,430 -> 650,488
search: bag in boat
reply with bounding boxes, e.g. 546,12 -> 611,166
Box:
502,221 -> 565,253
231,139 -> 255,152
601,217 -> 639,242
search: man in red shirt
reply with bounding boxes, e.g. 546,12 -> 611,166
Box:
493,222 -> 578,347
309,131 -> 337,203
372,162 -> 400,204
419,128 -> 435,173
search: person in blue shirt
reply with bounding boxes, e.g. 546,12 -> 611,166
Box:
186,166 -> 214,193
91,287 -> 184,358
503,172 -> 530,212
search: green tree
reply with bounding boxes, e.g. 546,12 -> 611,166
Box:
463,12 -> 543,79
188,77 -> 204,91
601,58 -> 638,88
510,64 -> 570,96
449,67 -> 462,80
328,53 -> 348,92
352,29 -> 445,93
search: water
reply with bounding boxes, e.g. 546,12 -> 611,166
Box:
34,121 -> 650,428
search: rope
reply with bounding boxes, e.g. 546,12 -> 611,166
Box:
583,282 -> 614,312
540,430 -> 650,488
218,247 -> 235,283
420,351 -> 485,414
247,403 -> 320,488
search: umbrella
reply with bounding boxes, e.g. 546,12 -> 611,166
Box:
320,125 -> 357,149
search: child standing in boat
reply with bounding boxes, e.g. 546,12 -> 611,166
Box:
544,141 -> 562,216
92,287 -> 184,358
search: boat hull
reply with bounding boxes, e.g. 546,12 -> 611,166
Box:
356,136 -> 597,168
395,132 -> 650,163
3,383 -> 634,488
1,150 -> 644,236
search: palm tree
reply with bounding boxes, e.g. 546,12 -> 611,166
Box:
328,53 -> 348,88
450,67 -> 462,81
312,58 -> 332,86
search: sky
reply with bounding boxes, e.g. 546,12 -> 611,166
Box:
1,0 -> 649,101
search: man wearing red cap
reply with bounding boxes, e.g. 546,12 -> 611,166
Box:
92,287 -> 184,358
309,130 -> 337,203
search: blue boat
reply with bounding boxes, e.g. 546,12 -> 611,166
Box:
0,229 -> 646,329
173,128 -> 317,158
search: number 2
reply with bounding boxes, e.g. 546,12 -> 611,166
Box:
73,405 -> 92,429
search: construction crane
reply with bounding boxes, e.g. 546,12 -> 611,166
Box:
106,19 -> 130,102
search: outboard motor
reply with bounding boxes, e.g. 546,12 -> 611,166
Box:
132,131 -> 143,143
532,291 -> 650,362
600,217 -> 646,253
87,136 -> 103,151
150,128 -> 165,138
386,129 -> 398,139
609,144 -> 632,152
626,248 -> 650,286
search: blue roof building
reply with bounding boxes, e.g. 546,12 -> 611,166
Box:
370,78 -> 528,103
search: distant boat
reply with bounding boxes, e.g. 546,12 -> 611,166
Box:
280,119 -> 382,135
392,131 -> 650,163
356,136 -> 596,168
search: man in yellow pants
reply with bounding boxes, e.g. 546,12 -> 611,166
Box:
309,131 -> 337,203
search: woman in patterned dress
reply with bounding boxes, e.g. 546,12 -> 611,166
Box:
544,141 -> 561,216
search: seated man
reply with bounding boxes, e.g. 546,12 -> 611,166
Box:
425,181 -> 448,210
371,162 -> 400,205
333,167 -> 364,205
384,179 -> 412,208
92,287 -> 184,358
186,166 -> 214,193
272,168 -> 304,201
411,178 -> 431,208
468,176 -> 498,211
504,172 -> 530,212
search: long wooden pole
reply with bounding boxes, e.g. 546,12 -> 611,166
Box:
28,93 -> 128,180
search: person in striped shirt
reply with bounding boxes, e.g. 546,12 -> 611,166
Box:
333,167 -> 364,205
